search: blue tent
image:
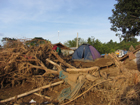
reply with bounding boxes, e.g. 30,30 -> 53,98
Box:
72,44 -> 101,60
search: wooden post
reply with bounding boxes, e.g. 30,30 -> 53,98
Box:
76,32 -> 78,48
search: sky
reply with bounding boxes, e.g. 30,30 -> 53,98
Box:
0,0 -> 120,45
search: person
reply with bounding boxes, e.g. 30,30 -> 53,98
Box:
52,45 -> 61,55
56,46 -> 61,55
52,45 -> 57,50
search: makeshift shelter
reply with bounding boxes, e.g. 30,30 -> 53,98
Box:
53,43 -> 74,55
72,44 -> 101,61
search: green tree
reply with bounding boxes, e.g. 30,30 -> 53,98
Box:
122,36 -> 138,42
26,37 -> 49,47
108,0 -> 140,41
64,36 -> 140,54
1,37 -> 17,48
87,36 -> 95,45
64,37 -> 86,47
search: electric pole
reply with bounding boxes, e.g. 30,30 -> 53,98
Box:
76,32 -> 78,48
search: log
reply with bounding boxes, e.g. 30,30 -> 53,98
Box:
46,59 -> 62,72
66,66 -> 99,72
0,81 -> 64,103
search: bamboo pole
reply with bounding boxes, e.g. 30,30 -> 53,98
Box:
0,81 -> 64,103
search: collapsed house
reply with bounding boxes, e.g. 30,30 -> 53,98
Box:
53,42 -> 74,56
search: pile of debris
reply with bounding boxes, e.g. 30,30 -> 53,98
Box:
0,40 -> 140,105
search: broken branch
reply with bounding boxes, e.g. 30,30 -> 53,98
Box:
0,80 -> 64,103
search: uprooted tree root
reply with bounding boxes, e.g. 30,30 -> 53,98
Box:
0,40 -> 65,89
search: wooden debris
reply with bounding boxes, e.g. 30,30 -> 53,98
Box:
51,50 -> 76,69
66,66 -> 99,72
128,52 -> 136,60
0,41 -> 64,88
46,59 -> 62,72
34,93 -> 51,100
108,53 -> 121,68
62,79 -> 110,105
0,81 -> 64,103
1,38 -> 139,105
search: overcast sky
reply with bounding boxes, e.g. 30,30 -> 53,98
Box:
0,0 -> 120,44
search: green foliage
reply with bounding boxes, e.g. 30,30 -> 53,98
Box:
63,37 -> 86,47
108,0 -> 140,41
26,37 -> 49,47
2,37 -> 17,42
1,37 -> 17,48
87,36 -> 95,45
64,36 -> 140,54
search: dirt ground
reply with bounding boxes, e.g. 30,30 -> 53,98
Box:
0,55 -> 139,105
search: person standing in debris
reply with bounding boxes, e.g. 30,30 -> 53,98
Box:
56,46 -> 61,55
52,45 -> 61,55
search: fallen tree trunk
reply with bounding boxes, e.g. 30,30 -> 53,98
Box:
46,59 -> 62,72
0,80 -> 64,103
66,66 -> 99,72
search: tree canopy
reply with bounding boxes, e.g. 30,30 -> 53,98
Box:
64,36 -> 140,54
108,0 -> 140,41
63,37 -> 86,47
1,37 -> 17,48
25,37 -> 50,47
